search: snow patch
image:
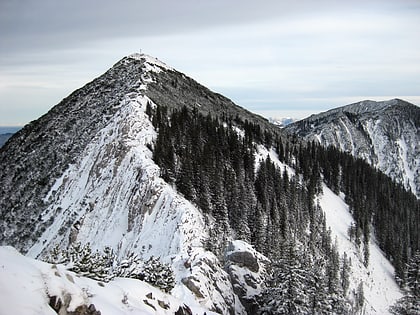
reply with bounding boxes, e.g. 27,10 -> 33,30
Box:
255,145 -> 295,176
397,138 -> 416,196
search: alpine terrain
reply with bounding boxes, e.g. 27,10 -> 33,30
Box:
0,54 -> 419,314
285,99 -> 420,198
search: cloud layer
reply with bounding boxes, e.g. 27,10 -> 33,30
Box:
1,0 -> 419,125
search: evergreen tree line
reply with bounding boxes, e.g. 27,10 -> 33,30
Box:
148,104 -> 360,312
390,250 -> 420,315
147,104 -> 419,312
302,142 -> 419,283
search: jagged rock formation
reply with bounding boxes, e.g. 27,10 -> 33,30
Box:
224,241 -> 268,314
285,99 -> 420,198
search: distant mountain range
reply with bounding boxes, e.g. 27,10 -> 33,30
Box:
285,99 -> 420,198
268,117 -> 298,128
0,127 -> 21,148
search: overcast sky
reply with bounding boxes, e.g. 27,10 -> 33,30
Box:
1,0 -> 419,126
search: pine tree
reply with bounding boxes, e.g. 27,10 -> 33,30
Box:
390,251 -> 420,314
117,251 -> 143,278
354,282 -> 365,314
139,256 -> 175,293
259,242 -> 310,315
341,252 -> 351,296
45,245 -> 175,292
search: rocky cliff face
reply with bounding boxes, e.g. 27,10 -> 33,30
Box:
285,99 -> 420,198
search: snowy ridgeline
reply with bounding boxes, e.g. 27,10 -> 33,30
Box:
285,99 -> 420,198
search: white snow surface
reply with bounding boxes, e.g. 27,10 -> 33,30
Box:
397,138 -> 417,197
318,184 -> 402,314
0,246 -> 215,315
255,145 -> 295,176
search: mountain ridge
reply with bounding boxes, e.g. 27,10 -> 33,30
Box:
0,53 -> 418,314
285,99 -> 420,198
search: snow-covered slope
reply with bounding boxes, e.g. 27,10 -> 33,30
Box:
256,145 -> 403,313
285,99 -> 420,198
0,246 -> 217,315
318,184 -> 402,314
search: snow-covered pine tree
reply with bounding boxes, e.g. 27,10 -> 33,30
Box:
341,252 -> 351,296
47,243 -> 70,264
45,245 -> 175,292
259,242 -> 310,315
390,250 -> 420,314
139,256 -> 175,293
68,243 -> 113,281
117,251 -> 143,279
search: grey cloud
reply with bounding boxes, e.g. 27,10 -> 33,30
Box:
0,0 -> 292,54
0,0 -> 419,125
3,0 -> 395,54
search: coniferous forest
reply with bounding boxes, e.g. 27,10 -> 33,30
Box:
147,103 -> 419,313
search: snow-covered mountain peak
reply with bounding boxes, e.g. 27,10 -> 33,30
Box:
126,52 -> 173,73
0,53 -> 272,314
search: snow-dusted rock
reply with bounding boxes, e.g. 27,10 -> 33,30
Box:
225,240 -> 269,314
286,99 -> 420,198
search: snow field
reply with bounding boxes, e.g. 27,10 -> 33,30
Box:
319,184 -> 402,314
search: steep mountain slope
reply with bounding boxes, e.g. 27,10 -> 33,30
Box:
0,54 -> 278,314
0,54 -> 417,314
285,99 -> 420,198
